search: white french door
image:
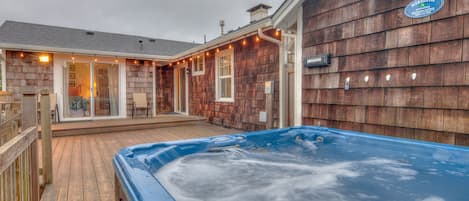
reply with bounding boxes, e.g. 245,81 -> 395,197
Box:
63,61 -> 119,120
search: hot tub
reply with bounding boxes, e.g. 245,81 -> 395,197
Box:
113,126 -> 469,201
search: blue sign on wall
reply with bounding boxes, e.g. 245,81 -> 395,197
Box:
405,0 -> 445,18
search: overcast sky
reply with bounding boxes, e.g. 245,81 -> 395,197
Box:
0,0 -> 283,43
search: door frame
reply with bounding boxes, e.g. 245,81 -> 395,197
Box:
54,54 -> 127,122
173,64 -> 189,115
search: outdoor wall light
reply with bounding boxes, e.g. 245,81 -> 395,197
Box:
345,77 -> 351,91
386,74 -> 391,81
20,52 -> 24,58
206,52 -> 210,56
94,58 -> 98,62
411,73 -> 417,80
242,39 -> 247,46
364,75 -> 369,83
114,59 -> 119,63
39,55 -> 50,63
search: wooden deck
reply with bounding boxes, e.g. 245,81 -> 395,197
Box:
40,123 -> 239,201
45,115 -> 206,137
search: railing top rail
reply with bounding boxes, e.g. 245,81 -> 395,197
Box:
0,126 -> 38,173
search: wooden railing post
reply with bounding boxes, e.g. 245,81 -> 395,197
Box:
22,87 -> 39,201
40,89 -> 53,184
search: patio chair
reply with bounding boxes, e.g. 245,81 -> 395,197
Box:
132,93 -> 151,118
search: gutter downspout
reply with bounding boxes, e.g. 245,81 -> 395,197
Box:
258,28 -> 285,128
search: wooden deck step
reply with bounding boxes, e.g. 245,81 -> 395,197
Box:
40,115 -> 207,137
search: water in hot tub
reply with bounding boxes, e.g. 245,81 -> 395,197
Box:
155,132 -> 469,201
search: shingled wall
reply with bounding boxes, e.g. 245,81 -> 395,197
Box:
5,51 -> 53,100
188,32 -> 280,131
302,0 -> 469,145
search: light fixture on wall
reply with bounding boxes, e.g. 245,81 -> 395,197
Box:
206,51 -> 210,57
169,63 -> 173,67
114,59 -> 119,63
275,30 -> 280,37
242,39 -> 247,46
256,36 -> 260,42
364,75 -> 369,83
229,44 -> 233,49
411,73 -> 417,80
345,77 -> 351,91
19,52 -> 24,58
94,58 -> 98,62
39,55 -> 50,63
216,48 -> 220,53
386,74 -> 391,81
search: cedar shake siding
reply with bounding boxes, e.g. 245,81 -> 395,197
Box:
5,50 -> 53,100
187,32 -> 280,131
125,59 -> 154,117
155,66 -> 174,113
302,0 -> 469,146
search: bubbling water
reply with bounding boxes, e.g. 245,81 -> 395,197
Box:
155,146 -> 430,201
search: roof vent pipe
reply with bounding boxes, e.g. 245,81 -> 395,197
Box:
219,20 -> 225,35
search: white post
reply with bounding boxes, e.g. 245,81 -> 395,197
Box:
152,64 -> 157,117
294,6 -> 304,126
1,49 -> 6,91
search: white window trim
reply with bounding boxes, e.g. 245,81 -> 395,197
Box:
215,48 -> 234,103
0,49 -> 6,91
192,54 -> 205,76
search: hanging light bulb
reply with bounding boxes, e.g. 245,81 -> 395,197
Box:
216,48 -> 220,53
19,52 -> 24,58
189,57 -> 193,61
256,36 -> 260,42
275,30 -> 280,37
242,39 -> 247,46
169,63 -> 173,67
177,61 -> 180,65
206,51 -> 210,56
133,60 -> 138,64
229,44 -> 233,49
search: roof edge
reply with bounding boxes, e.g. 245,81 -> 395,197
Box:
172,18 -> 273,59
272,0 -> 304,28
0,43 -> 172,61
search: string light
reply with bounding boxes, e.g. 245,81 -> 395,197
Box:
189,57 -> 193,61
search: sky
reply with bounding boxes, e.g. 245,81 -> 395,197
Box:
0,0 -> 283,44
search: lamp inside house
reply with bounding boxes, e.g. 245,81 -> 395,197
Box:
39,55 -> 50,63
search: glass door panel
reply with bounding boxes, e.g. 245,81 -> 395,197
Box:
93,63 -> 119,117
63,62 -> 91,118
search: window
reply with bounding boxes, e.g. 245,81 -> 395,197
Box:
192,54 -> 205,75
215,49 -> 234,102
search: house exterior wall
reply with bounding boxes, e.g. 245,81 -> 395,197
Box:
155,66 -> 174,113
186,32 -> 280,131
125,59 -> 154,117
5,50 -> 53,100
302,0 -> 469,146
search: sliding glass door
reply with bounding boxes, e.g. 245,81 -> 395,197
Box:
63,61 -> 119,119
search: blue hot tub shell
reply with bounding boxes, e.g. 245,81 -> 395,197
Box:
112,126 -> 469,201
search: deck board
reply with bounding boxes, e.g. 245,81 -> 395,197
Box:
42,122 -> 239,201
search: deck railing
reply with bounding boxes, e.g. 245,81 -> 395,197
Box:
0,88 -> 53,201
